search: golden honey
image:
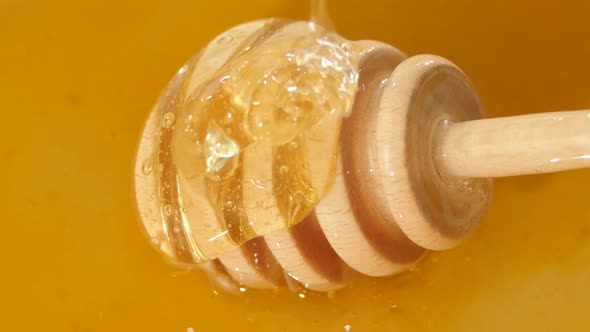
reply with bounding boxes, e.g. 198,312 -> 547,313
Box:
3,0 -> 590,331
135,19 -> 358,263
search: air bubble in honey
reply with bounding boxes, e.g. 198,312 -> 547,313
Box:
279,165 -> 289,175
162,112 -> 175,128
205,122 -> 240,180
141,158 -> 153,175
163,204 -> 173,217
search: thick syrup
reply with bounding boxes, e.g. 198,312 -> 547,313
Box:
135,19 -> 358,263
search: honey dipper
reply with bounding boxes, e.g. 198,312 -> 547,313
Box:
134,20 -> 590,293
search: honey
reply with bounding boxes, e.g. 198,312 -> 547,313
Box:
4,0 -> 590,331
135,19 -> 358,263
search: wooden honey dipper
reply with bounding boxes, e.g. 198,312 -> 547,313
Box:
134,20 -> 590,293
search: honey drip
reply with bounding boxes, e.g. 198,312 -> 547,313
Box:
310,0 -> 336,31
135,19 -> 358,263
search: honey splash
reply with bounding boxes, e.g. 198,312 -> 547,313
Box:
3,0 -> 590,331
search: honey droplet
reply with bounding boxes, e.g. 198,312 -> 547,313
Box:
162,112 -> 176,128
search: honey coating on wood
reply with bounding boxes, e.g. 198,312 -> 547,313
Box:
5,0 -> 590,331
135,19 -> 359,262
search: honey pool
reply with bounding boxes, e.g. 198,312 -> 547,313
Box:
3,0 -> 590,331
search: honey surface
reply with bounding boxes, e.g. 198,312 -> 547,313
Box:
3,0 -> 590,331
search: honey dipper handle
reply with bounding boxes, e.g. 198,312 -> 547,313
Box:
437,110 -> 590,178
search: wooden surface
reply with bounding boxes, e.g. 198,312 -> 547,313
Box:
439,110 -> 590,178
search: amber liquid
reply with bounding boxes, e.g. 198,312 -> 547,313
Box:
3,0 -> 590,331
135,19 -> 358,263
